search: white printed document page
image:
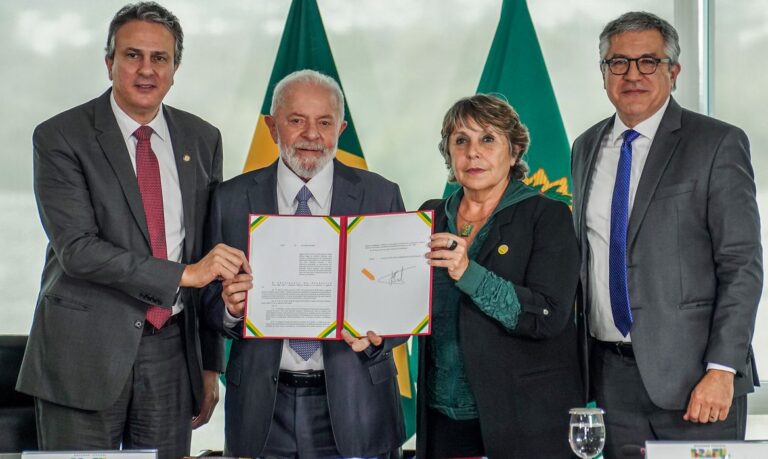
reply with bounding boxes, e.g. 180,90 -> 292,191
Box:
343,212 -> 432,337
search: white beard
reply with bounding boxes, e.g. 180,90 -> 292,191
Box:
278,136 -> 336,179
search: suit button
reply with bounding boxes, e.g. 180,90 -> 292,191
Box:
542,308 -> 550,316
134,320 -> 143,329
272,376 -> 278,384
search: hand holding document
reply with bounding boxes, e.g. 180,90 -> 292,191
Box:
243,211 -> 433,339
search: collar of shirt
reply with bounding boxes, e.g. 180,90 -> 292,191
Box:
110,91 -> 170,144
276,157 -> 334,214
609,96 -> 670,146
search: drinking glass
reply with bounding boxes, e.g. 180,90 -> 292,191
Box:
569,407 -> 606,459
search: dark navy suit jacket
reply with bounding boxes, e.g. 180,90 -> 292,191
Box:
203,159 -> 407,458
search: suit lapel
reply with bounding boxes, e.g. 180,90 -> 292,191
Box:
475,205 -> 519,264
164,106 -> 197,262
247,162 -> 279,215
330,160 -> 363,216
94,90 -> 151,247
626,99 -> 683,247
577,117 -> 614,240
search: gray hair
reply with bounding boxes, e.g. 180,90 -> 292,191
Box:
439,94 -> 529,183
105,2 -> 184,66
270,70 -> 345,121
599,11 -> 680,65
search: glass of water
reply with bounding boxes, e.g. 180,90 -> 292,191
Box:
569,407 -> 606,459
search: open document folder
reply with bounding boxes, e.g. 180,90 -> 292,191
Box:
243,211 -> 434,339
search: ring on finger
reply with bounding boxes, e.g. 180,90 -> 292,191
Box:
447,239 -> 458,251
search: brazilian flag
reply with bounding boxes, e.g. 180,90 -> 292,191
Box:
444,0 -> 572,203
242,0 -> 367,172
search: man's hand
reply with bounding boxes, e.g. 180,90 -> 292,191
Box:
221,273 -> 253,318
683,369 -> 735,423
192,370 -> 220,429
341,329 -> 383,352
180,243 -> 250,288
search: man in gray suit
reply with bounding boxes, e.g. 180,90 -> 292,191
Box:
571,11 -> 761,458
203,69 -> 406,458
17,3 -> 248,458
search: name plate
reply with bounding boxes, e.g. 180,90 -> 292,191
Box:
646,441 -> 768,458
22,451 -> 156,459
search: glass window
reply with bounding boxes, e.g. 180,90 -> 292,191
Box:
712,0 -> 768,377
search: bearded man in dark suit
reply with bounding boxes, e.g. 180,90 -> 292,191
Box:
203,69 -> 406,459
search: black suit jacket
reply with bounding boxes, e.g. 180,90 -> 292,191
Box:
17,89 -> 225,414
203,159 -> 407,458
417,193 -> 583,458
571,97 -> 761,409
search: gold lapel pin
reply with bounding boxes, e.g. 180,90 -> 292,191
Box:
497,244 -> 509,255
183,154 -> 191,162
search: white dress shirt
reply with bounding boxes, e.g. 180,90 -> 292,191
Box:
584,97 -> 733,373
585,98 -> 668,343
110,93 -> 185,315
224,157 -> 335,371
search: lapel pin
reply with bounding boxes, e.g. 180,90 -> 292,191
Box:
183,154 -> 191,162
497,244 -> 509,255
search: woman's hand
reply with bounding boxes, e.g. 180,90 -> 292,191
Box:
427,232 -> 469,280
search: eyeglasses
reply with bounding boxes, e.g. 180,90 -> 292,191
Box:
601,56 -> 672,75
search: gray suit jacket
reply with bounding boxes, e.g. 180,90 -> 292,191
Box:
17,89 -> 225,414
572,97 -> 762,410
203,159 -> 406,458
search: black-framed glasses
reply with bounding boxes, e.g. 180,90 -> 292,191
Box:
601,56 -> 672,75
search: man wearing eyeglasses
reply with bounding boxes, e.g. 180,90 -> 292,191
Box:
571,11 -> 761,457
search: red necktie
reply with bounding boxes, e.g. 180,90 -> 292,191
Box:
134,126 -> 172,329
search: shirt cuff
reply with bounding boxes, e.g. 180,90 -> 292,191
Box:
454,260 -> 486,296
706,362 -> 736,374
223,307 -> 243,329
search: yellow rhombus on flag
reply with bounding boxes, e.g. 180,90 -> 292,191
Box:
240,0 -> 418,441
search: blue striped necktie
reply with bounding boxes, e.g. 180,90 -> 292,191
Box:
609,129 -> 641,337
289,185 -> 322,360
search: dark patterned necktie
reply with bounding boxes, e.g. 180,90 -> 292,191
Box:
609,129 -> 641,337
134,126 -> 172,329
289,185 -> 322,360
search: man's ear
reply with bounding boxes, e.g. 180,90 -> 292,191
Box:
337,120 -> 348,137
669,62 -> 682,84
265,115 -> 279,144
105,57 -> 114,81
600,65 -> 607,90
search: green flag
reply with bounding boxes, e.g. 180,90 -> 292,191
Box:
243,0 -> 367,172
444,0 -> 572,203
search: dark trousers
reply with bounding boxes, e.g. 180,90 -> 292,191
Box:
261,382 -> 397,459
591,342 -> 746,459
35,320 -> 193,459
261,384 -> 340,459
423,408 -> 484,459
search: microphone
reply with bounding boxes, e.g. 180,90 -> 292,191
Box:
620,444 -> 646,457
